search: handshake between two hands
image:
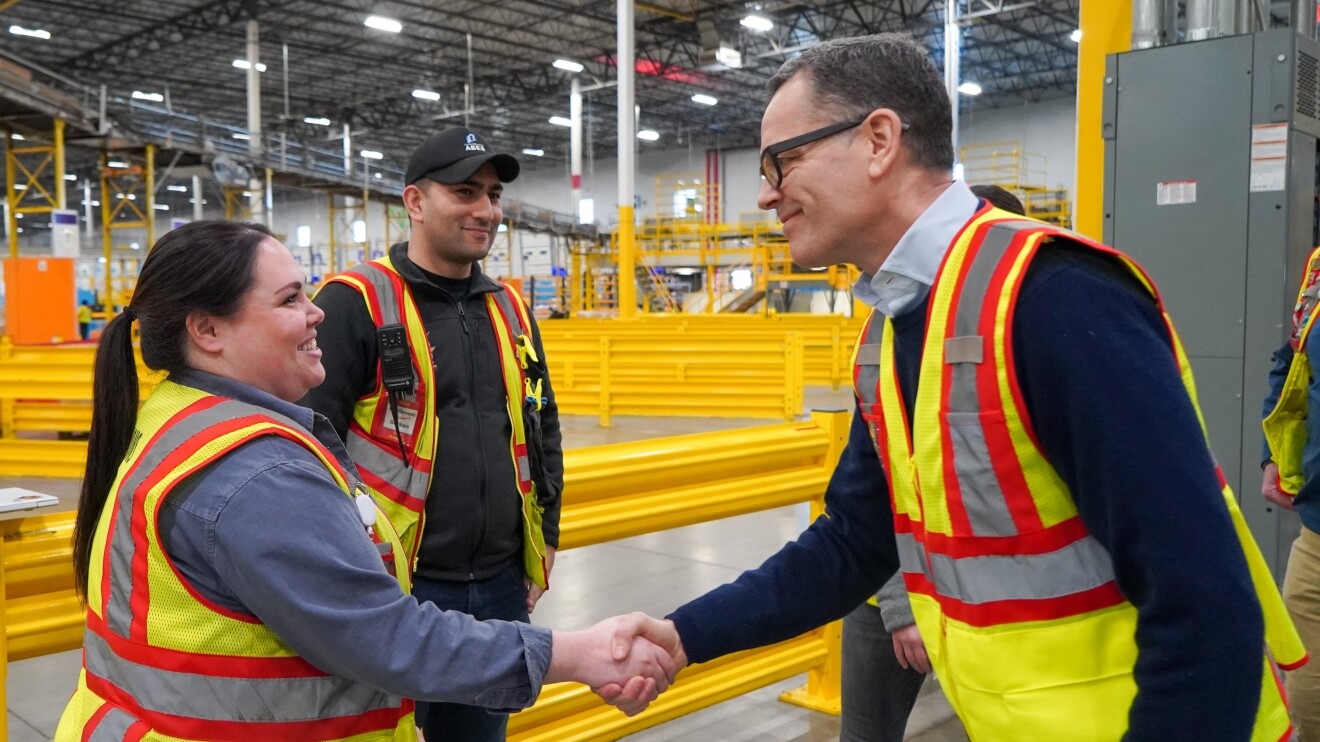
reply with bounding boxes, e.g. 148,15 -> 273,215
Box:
548,612 -> 689,717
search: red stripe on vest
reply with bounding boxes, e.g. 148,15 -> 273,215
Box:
154,425 -> 347,625
85,669 -> 406,741
124,397 -> 236,642
87,611 -> 328,679
355,458 -> 426,512
905,577 -> 1126,627
934,219 -> 994,538
920,514 -> 1091,558
83,702 -> 115,742
125,720 -> 150,742
973,227 -> 1046,534
346,420 -> 434,476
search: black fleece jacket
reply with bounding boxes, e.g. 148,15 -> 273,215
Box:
301,241 -> 563,583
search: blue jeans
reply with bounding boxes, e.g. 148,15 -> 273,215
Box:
412,564 -> 530,742
840,602 -> 927,742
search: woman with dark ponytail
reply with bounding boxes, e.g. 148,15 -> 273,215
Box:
59,220 -> 672,742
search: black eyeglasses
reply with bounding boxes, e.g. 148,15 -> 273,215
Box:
758,116 -> 910,189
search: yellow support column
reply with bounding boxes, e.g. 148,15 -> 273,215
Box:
1075,1 -> 1131,239
617,205 -> 636,318
54,118 -> 66,209
145,144 -> 156,250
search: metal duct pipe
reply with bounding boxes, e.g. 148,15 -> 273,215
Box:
1132,0 -> 1164,48
1214,0 -> 1241,35
1186,0 -> 1216,40
1297,0 -> 1317,39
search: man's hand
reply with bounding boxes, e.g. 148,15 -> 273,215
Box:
1262,462 -> 1296,511
546,614 -> 677,717
526,547 -> 556,614
891,623 -> 930,674
591,612 -> 688,712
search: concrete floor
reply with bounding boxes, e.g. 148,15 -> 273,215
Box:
4,387 -> 969,741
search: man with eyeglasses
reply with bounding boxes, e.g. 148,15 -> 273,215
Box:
603,32 -> 1305,740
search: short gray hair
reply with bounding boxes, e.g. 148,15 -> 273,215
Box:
767,33 -> 954,171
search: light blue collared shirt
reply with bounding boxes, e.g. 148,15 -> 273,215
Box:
852,180 -> 980,317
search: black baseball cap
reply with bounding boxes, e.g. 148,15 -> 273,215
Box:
404,127 -> 520,186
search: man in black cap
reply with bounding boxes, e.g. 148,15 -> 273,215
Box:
302,127 -> 563,742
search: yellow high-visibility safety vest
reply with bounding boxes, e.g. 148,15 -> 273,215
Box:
1263,244 -> 1320,496
852,206 -> 1306,741
57,380 -> 414,741
323,257 -> 549,587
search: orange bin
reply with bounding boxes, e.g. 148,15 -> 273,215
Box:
3,257 -> 75,345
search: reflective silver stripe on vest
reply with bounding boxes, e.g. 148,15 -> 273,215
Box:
349,263 -> 403,328
108,398 -> 290,638
87,705 -> 143,741
893,531 -> 927,575
925,535 -> 1116,604
943,221 -> 1041,538
346,427 -> 428,497
84,628 -> 402,723
853,316 -> 884,405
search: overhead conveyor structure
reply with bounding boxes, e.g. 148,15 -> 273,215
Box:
0,47 -> 598,278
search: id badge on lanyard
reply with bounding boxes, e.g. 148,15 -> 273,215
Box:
389,393 -> 422,448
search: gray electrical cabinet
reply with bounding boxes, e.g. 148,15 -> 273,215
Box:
1103,28 -> 1320,579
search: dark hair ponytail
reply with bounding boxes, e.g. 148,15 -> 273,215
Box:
73,312 -> 140,599
72,220 -> 273,600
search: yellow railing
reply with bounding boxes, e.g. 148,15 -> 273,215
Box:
539,314 -> 865,392
0,411 -> 849,741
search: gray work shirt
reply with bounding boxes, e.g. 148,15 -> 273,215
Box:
156,369 -> 552,710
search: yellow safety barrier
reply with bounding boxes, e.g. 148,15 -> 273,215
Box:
539,313 -> 865,391
547,333 -> 805,427
0,339 -> 160,439
0,410 -> 850,741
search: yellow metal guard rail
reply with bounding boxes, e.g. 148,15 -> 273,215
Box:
0,411 -> 849,741
546,333 -> 805,427
540,314 -> 864,391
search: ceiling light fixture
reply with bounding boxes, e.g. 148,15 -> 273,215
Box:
522,147 -> 545,156
106,160 -> 129,168
360,150 -> 384,159
303,116 -> 331,126
553,59 -> 584,73
412,88 -> 441,101
957,82 -> 982,96
691,93 -> 718,106
131,91 -> 164,102
64,173 -> 78,181
364,15 -> 403,33
740,15 -> 773,32
167,184 -> 189,192
8,25 -> 50,40
232,59 -> 268,72
637,129 -> 660,141
548,116 -> 573,127
232,132 -> 251,140
1070,29 -> 1082,43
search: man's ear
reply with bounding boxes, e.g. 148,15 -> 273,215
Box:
185,310 -> 225,355
403,183 -> 426,223
863,109 -> 906,181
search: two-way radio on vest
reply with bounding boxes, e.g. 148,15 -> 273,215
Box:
376,324 -> 414,465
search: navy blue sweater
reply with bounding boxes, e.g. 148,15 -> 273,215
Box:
669,243 -> 1265,740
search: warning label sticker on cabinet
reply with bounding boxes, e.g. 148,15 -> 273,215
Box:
1156,180 -> 1197,206
1250,122 -> 1288,192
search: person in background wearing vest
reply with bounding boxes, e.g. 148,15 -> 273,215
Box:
58,221 -> 673,741
838,184 -> 1021,742
77,301 -> 93,341
1261,245 -> 1320,739
302,127 -> 564,742
601,33 -> 1306,740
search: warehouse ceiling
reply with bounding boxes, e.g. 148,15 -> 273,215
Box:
0,0 -> 1096,179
